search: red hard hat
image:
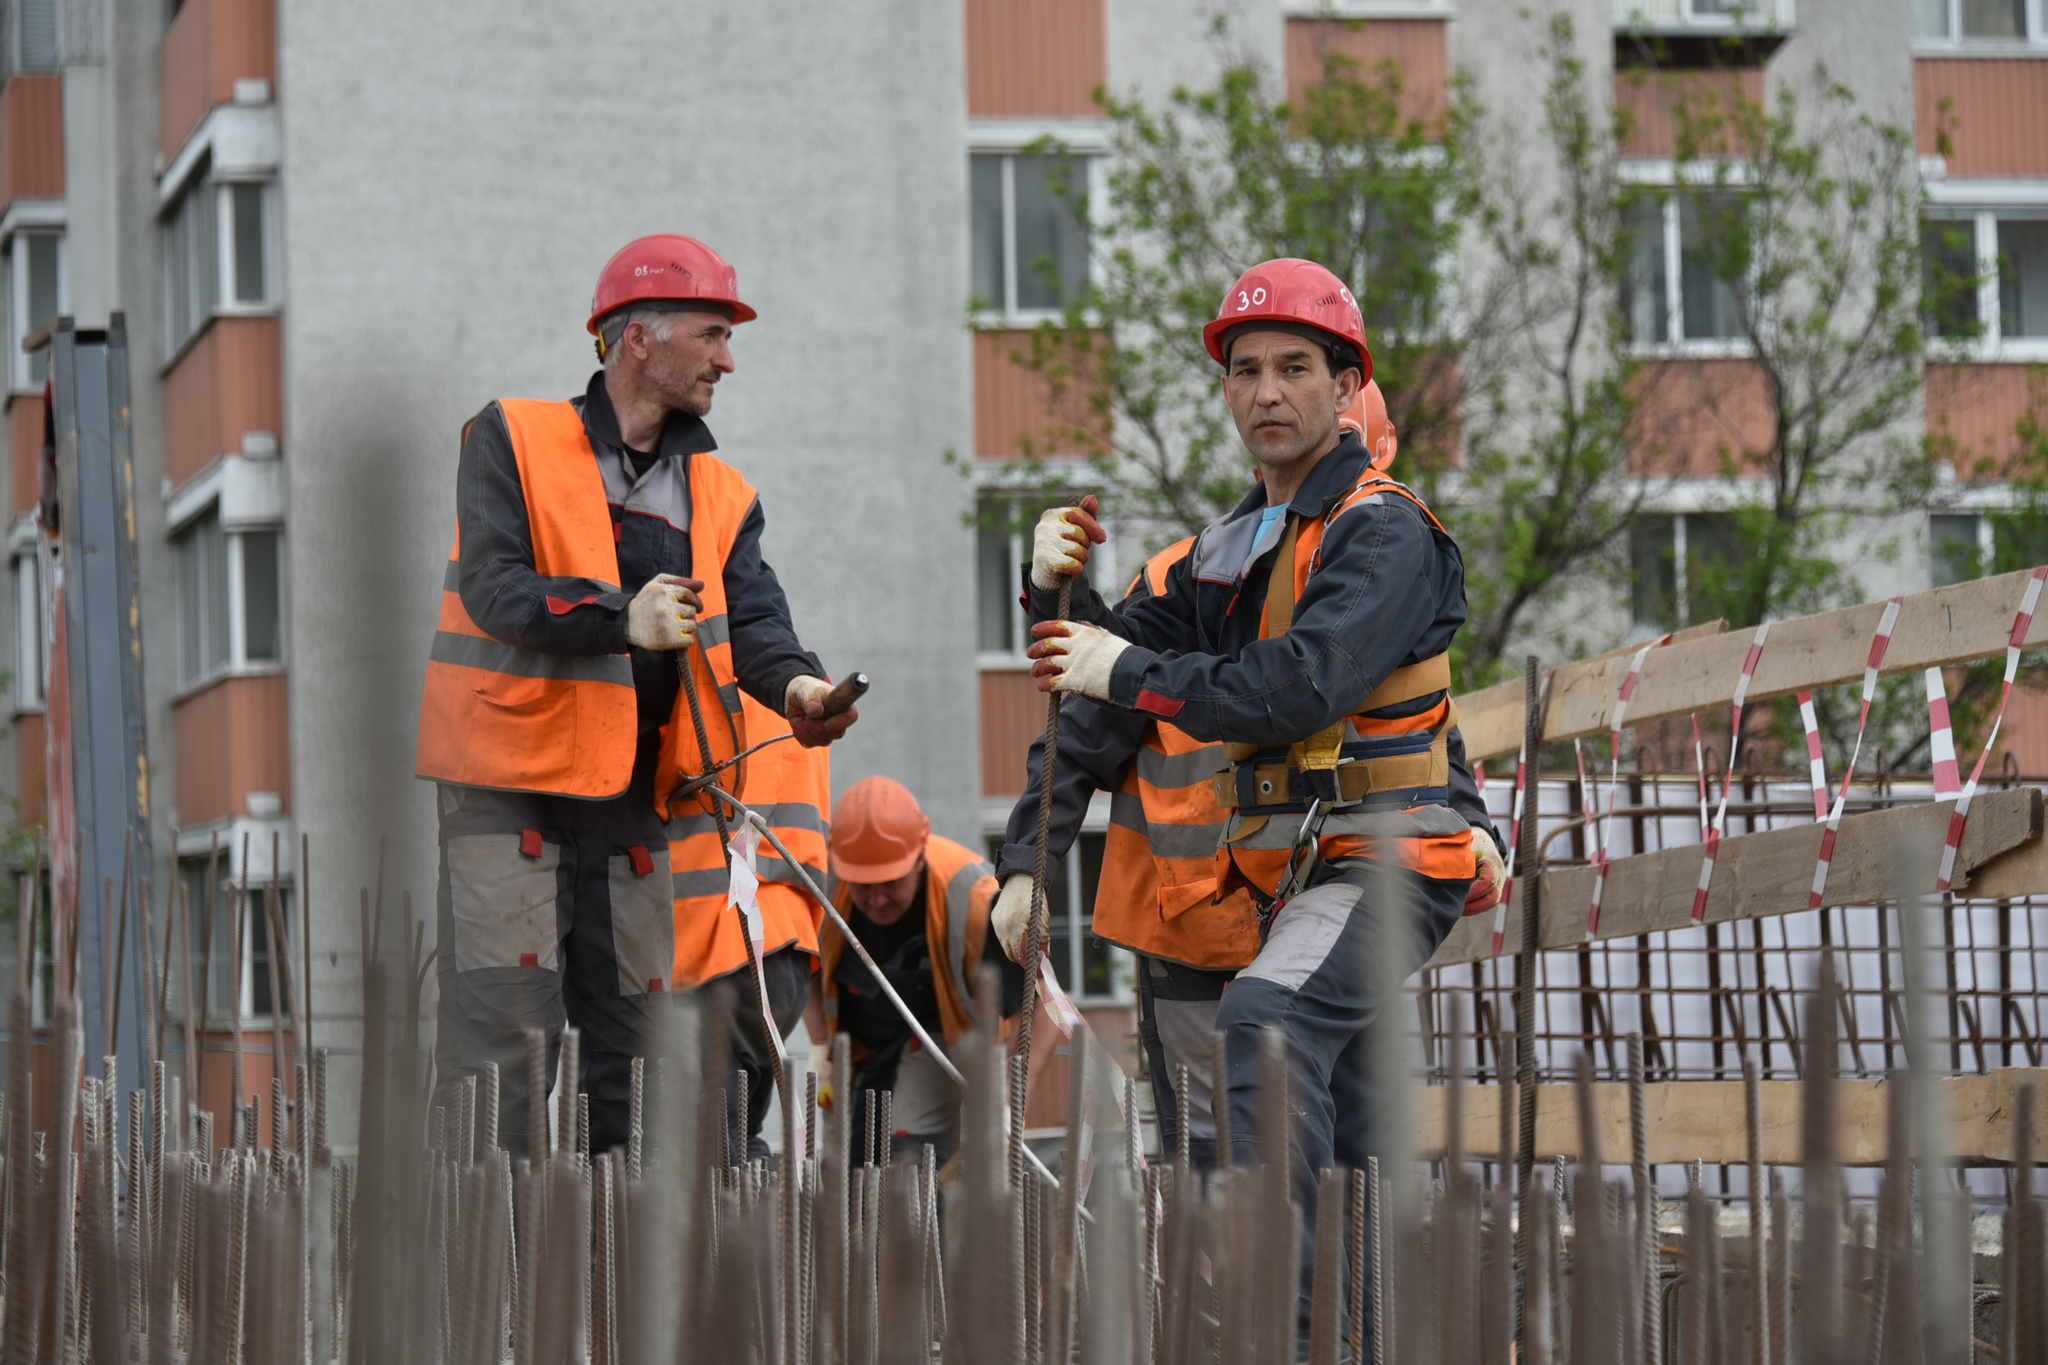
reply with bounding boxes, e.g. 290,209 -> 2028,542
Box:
585,234 -> 757,335
1337,379 -> 1397,470
828,776 -> 931,883
1201,257 -> 1372,384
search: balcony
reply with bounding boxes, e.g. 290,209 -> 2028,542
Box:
173,672 -> 289,827
972,328 -> 1107,460
163,316 -> 281,490
1613,0 -> 1792,68
965,0 -> 1105,119
160,0 -> 276,162
1916,58 -> 2048,177
0,74 -> 63,213
1284,16 -> 1450,132
9,391 -> 44,519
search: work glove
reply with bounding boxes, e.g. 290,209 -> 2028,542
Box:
625,574 -> 702,651
1026,620 -> 1129,702
991,874 -> 1038,964
1465,829 -> 1507,915
785,674 -> 859,748
1028,495 -> 1105,590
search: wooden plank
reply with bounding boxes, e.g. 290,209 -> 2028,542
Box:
1456,569 -> 2048,760
1412,1070 -> 2048,1165
1423,786 -> 2042,969
1457,620 -> 1726,760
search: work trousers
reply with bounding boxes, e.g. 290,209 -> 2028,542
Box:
711,945 -> 813,1158
1135,955 -> 1235,1169
432,766 -> 675,1160
1213,859 -> 1466,1327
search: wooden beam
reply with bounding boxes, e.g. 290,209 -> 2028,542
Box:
1412,1069 -> 2048,1165
1456,569 -> 2048,761
1423,786 -> 2042,969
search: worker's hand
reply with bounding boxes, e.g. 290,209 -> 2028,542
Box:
784,675 -> 859,748
817,1080 -> 835,1112
1028,495 -> 1105,590
1465,829 -> 1507,915
991,874 -> 1037,964
1026,620 -> 1129,701
625,574 -> 702,651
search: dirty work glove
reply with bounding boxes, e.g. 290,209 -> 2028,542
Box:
625,574 -> 703,651
991,874 -> 1037,964
785,674 -> 859,748
1465,828 -> 1507,915
1026,620 -> 1129,701
1028,494 -> 1105,590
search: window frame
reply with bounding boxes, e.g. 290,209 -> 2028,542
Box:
170,498 -> 286,697
160,171 -> 280,364
982,793 -> 1135,1008
2,222 -> 66,396
968,123 -> 1107,328
973,479 -> 1120,667
1921,197 -> 2048,361
1911,0 -> 2048,47
171,820 -> 297,1027
10,534 -> 49,714
11,0 -> 59,76
1618,171 -> 1759,358
1625,505 -> 1762,635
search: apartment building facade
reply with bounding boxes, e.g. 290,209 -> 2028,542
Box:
0,0 -> 2042,1134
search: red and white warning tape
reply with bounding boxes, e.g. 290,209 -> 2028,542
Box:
1489,736 -> 1529,957
1926,667 -> 1962,801
1798,691 -> 1828,820
1586,635 -> 1669,938
1690,622 -> 1772,924
1936,565 -> 2048,892
1807,597 -> 1903,911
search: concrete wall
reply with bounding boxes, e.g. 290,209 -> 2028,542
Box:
276,0 -> 975,1114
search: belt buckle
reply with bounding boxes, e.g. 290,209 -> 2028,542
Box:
1302,766 -> 1342,803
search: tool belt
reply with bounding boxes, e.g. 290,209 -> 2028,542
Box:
1211,653 -> 1456,821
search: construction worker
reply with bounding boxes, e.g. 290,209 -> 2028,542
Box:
1021,258 -> 1473,1303
990,383 -> 1504,1170
814,776 -> 1023,1162
670,691 -> 832,1155
418,233 -> 857,1158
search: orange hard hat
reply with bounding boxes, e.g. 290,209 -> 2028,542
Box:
586,234 -> 757,336
1337,379 -> 1397,471
828,776 -> 931,883
1202,257 -> 1372,384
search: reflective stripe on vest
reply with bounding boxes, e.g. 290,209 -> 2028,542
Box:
821,834 -> 995,1049
669,693 -> 830,987
416,399 -> 638,798
1225,473 -> 1475,889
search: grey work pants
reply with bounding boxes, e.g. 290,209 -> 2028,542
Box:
1134,954 -> 1235,1169
432,772 -> 675,1160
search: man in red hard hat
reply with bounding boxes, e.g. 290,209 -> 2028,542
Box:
418,233 -> 858,1157
811,776 -> 1021,1162
1022,258 -> 1476,1315
990,377 -> 1503,1171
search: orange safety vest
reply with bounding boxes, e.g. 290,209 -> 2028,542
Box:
1216,472 -> 1477,893
670,693 -> 830,987
416,398 -> 752,809
820,835 -> 998,1049
1092,541 -> 1263,970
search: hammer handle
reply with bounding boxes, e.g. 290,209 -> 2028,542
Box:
820,673 -> 869,717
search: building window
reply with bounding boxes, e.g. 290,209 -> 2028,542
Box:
1913,0 -> 2047,42
174,508 -> 283,689
1622,191 -> 1748,348
1628,510 -> 1756,630
983,829 -> 1132,1006
162,170 -> 278,356
970,150 -> 1094,320
1931,509 -> 2048,585
9,0 -> 59,74
11,547 -> 47,712
177,857 -> 293,1021
1924,209 -> 2048,352
2,230 -> 63,392
9,870 -> 53,1027
976,489 -> 1105,658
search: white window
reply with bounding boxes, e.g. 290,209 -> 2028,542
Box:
8,0 -> 58,75
970,150 -> 1095,321
161,169 -> 278,357
11,546 -> 47,712
176,856 -> 293,1022
975,488 -> 1111,660
1929,509 -> 2048,585
1627,510 -> 1755,630
1923,208 -> 2048,355
1913,0 -> 2048,42
982,828 -> 1134,1007
2,229 -> 63,393
1622,190 -> 1749,349
174,506 -> 283,689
